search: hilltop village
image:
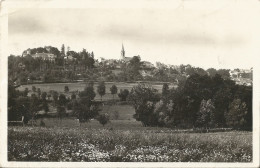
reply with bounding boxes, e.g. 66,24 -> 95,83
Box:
9,44 -> 252,86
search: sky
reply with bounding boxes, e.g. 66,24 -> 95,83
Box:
7,0 -> 260,69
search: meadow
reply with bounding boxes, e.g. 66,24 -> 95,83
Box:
12,82 -> 252,162
8,126 -> 252,162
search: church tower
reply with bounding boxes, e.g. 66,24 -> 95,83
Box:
121,44 -> 125,60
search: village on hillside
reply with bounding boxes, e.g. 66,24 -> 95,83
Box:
10,44 -> 253,87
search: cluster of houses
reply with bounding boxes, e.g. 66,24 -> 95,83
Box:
21,44 -> 253,86
22,46 -> 75,61
229,68 -> 253,86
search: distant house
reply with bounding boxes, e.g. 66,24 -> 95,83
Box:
32,53 -> 56,61
229,68 -> 252,86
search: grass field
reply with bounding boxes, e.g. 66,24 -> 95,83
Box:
12,82 -> 252,162
8,126 -> 252,162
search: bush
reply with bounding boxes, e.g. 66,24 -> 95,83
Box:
97,113 -> 110,126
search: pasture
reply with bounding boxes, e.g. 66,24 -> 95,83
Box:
8,126 -> 252,162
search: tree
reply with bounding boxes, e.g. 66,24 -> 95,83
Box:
37,88 -> 41,97
217,69 -> 230,80
118,89 -> 129,101
57,105 -> 66,123
162,83 -> 169,98
32,86 -> 36,92
225,99 -> 248,129
128,84 -> 160,126
207,68 -> 217,77
58,94 -> 67,106
97,81 -> 106,101
196,99 -> 215,128
64,85 -> 69,93
213,88 -> 232,127
41,92 -> 47,101
23,88 -> 29,97
29,94 -> 41,125
75,84 -> 98,124
52,91 -> 59,105
97,113 -> 110,126
110,84 -> 118,100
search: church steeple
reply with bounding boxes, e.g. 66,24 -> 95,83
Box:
121,44 -> 125,60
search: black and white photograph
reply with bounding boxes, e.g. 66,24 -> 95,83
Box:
0,0 -> 260,167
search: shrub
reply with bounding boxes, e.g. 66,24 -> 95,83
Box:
97,113 -> 110,126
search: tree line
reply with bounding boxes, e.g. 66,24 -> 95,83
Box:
128,73 -> 252,130
8,73 -> 252,130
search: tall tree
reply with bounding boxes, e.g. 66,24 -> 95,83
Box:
97,81 -> 106,101
196,99 -> 215,128
61,44 -> 65,55
110,84 -> 118,100
225,99 -> 248,129
75,84 -> 98,124
213,87 -> 232,127
128,84 -> 160,126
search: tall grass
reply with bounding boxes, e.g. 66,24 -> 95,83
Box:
8,127 -> 252,162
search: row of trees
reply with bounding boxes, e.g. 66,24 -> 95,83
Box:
8,81 -> 130,126
128,74 -> 252,130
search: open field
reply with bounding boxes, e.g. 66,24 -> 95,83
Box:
17,82 -> 175,100
8,126 -> 252,162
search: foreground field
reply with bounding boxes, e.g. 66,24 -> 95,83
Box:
8,127 -> 252,162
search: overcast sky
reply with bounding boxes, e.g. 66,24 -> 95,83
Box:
8,0 -> 260,69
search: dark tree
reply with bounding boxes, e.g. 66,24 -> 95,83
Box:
41,92 -> 47,101
162,83 -> 169,98
37,88 -> 41,97
24,88 -> 29,97
64,85 -> 69,93
225,99 -> 248,129
207,68 -> 217,77
128,84 -> 160,126
75,84 -> 98,124
32,86 -> 36,92
97,113 -> 110,126
97,81 -> 106,101
58,94 -> 67,106
196,99 -> 215,128
118,89 -> 129,101
110,84 -> 118,100
52,91 -> 59,105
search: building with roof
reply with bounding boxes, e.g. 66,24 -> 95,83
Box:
32,53 -> 56,61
